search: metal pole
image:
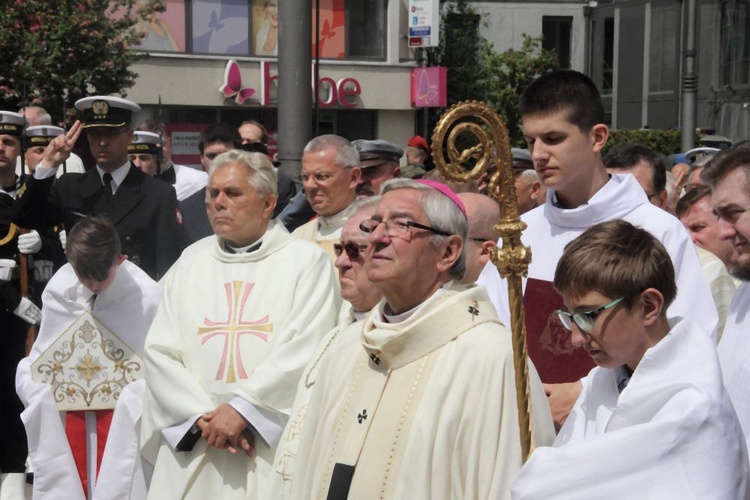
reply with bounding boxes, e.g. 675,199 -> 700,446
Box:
314,0 -> 320,137
278,0 -> 313,180
680,0 -> 697,152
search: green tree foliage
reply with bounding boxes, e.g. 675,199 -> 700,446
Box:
604,129 -> 686,157
426,1 -> 558,146
485,35 -> 559,146
427,0 -> 492,107
0,0 -> 165,123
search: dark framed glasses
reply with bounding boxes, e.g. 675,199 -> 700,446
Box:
333,241 -> 368,259
554,296 -> 625,334
359,217 -> 451,238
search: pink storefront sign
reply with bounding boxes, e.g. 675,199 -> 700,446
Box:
411,67 -> 446,108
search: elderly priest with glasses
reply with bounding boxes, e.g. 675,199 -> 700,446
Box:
287,178 -> 554,500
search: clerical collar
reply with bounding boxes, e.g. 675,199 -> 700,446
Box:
224,239 -> 263,254
96,161 -> 130,191
317,203 -> 357,231
378,282 -> 453,325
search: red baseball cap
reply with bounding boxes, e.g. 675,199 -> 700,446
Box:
407,135 -> 430,152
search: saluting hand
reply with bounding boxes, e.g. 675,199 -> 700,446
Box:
41,120 -> 83,169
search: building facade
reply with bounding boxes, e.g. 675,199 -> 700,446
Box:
127,0 -> 423,166
474,0 -> 750,145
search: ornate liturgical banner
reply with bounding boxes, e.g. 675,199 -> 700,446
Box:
31,312 -> 143,411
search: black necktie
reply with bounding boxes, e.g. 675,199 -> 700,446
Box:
102,173 -> 113,199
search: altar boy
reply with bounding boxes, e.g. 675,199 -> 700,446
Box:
16,217 -> 162,500
511,220 -> 749,499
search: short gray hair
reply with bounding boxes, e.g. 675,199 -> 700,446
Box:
381,178 -> 467,280
303,134 -> 361,169
210,150 -> 277,196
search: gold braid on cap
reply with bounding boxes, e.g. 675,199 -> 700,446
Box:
431,101 -> 534,461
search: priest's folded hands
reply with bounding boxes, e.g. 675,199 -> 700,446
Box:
197,403 -> 256,457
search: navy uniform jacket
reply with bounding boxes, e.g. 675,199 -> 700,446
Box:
12,164 -> 185,280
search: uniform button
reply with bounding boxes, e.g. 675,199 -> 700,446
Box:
125,236 -> 132,242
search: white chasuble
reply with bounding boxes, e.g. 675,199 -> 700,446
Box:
290,284 -> 555,500
511,318 -> 749,500
142,220 -> 340,500
15,261 -> 162,500
291,203 -> 356,264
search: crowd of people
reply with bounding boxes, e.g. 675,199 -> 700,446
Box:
1,68 -> 749,499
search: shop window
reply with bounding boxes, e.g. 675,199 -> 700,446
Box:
649,5 -> 678,92
136,0 -> 385,60
721,0 -> 750,87
542,16 -> 572,69
192,0 -> 250,55
346,0 -> 387,59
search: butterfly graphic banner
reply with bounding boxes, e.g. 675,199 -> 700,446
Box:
411,67 -> 446,108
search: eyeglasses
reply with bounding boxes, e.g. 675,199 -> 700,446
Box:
333,241 -> 368,259
297,166 -> 351,184
554,296 -> 625,334
359,217 -> 452,238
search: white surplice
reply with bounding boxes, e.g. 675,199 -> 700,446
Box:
718,282 -> 750,453
15,261 -> 162,500
478,174 -> 718,338
290,283 -> 555,500
511,317 -> 749,500
141,220 -> 340,500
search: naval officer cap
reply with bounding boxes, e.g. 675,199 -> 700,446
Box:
0,111 -> 26,136
359,139 -> 404,168
25,125 -> 65,148
75,96 -> 141,129
128,131 -> 162,156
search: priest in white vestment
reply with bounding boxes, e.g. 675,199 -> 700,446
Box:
511,220 -> 749,499
289,179 -> 554,500
268,197 -> 382,499
16,217 -> 162,500
141,150 -> 339,500
292,134 -> 361,262
702,147 -> 750,455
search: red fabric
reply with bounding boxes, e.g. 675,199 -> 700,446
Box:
524,278 -> 596,383
65,411 -> 89,497
95,410 -> 113,479
65,410 -> 114,499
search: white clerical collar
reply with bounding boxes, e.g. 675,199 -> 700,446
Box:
96,161 -> 130,193
317,203 -> 357,231
379,283 -> 453,324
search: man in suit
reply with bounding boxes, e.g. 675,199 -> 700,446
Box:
12,96 -> 185,280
